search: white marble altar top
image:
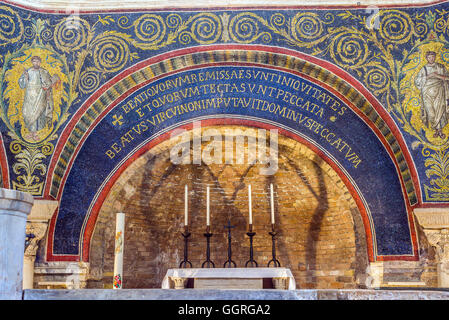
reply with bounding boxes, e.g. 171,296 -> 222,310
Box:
162,267 -> 295,290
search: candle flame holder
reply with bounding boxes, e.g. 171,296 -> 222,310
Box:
245,224 -> 258,267
179,226 -> 192,268
267,224 -> 281,267
201,226 -> 215,268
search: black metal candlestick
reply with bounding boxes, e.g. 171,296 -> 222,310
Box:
201,226 -> 215,268
223,220 -> 237,268
267,224 -> 281,267
245,224 -> 258,267
179,226 -> 192,268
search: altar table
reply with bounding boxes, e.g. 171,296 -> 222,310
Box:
162,268 -> 295,290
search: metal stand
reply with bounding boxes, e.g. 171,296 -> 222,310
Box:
201,226 -> 215,268
179,226 -> 192,268
267,224 -> 281,267
245,224 -> 258,267
245,224 -> 257,268
223,220 -> 237,268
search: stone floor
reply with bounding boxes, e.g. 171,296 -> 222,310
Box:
23,289 -> 449,300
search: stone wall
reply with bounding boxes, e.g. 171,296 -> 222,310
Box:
86,126 -> 368,289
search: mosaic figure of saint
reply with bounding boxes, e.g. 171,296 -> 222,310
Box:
18,56 -> 60,141
415,51 -> 449,139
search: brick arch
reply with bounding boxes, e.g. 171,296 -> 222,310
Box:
87,125 -> 369,289
78,122 -> 373,263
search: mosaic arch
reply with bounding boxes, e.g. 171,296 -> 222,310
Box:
5,2 -> 449,262
44,47 -> 418,262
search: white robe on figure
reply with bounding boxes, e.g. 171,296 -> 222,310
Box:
415,62 -> 449,131
18,67 -> 53,132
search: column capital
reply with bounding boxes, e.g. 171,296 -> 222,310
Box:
414,208 -> 449,230
24,200 -> 58,258
25,200 -> 58,256
27,200 -> 58,222
414,208 -> 449,261
24,199 -> 58,257
414,208 -> 449,287
22,199 -> 58,290
25,222 -> 48,257
422,229 -> 449,261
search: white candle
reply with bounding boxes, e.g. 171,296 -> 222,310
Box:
184,185 -> 188,226
113,212 -> 125,289
270,184 -> 275,224
206,186 -> 210,226
248,184 -> 252,225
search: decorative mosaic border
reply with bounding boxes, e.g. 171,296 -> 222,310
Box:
48,47 -> 419,206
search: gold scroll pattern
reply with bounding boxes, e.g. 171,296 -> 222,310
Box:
0,6 -> 448,199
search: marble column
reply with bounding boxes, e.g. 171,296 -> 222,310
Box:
23,200 -> 58,289
0,188 -> 34,300
414,208 -> 449,287
23,223 -> 49,289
